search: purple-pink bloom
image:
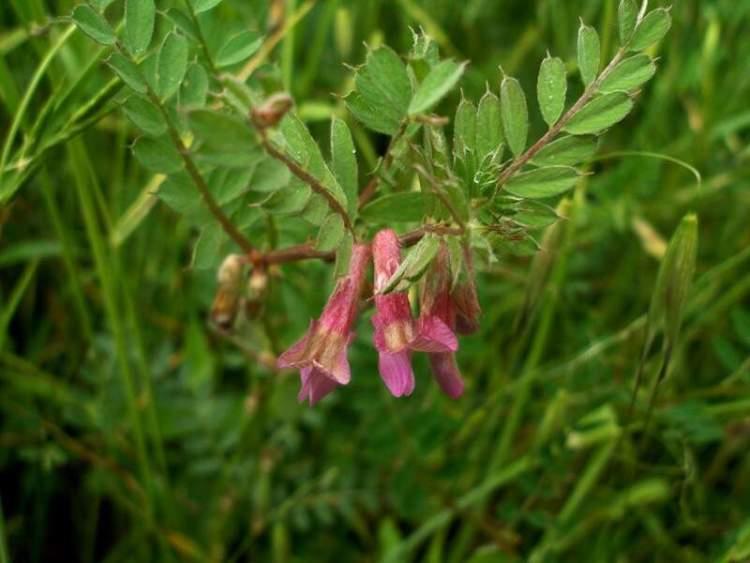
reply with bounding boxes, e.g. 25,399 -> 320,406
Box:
453,245 -> 481,335
415,244 -> 466,399
277,243 -> 370,405
372,229 -> 417,397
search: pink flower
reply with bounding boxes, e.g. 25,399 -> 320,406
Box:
415,243 -> 468,399
277,243 -> 370,405
372,229 -> 417,397
453,245 -> 481,335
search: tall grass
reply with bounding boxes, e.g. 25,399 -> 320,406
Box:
1,1 -> 750,561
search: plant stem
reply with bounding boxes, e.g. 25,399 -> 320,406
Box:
257,130 -> 355,235
143,89 -> 258,256
181,0 -> 219,75
256,224 -> 462,266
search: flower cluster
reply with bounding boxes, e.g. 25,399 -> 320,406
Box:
278,230 -> 480,405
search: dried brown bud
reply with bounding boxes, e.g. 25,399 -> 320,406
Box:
211,289 -> 240,330
211,254 -> 245,329
251,93 -> 294,129
217,254 -> 244,287
248,268 -> 269,295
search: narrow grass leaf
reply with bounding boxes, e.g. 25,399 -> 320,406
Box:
537,55 -> 567,126
124,0 -> 155,56
600,54 -> 656,93
72,5 -> 116,46
157,32 -> 189,100
532,135 -> 597,166
618,0 -> 639,45
577,23 -> 601,86
216,31 -> 262,68
650,213 -> 698,347
107,52 -> 147,93
330,117 -> 358,218
476,90 -> 503,162
504,166 -> 579,198
409,60 -> 467,114
630,8 -> 672,51
500,75 -> 528,156
564,92 -> 633,135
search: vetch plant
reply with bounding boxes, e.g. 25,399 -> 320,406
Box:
50,0 -> 672,404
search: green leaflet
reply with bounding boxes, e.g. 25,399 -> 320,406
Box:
630,8 -> 672,52
381,234 -> 441,294
504,166 -> 580,199
157,32 -> 189,100
453,97 -> 477,159
409,59 -> 467,115
71,5 -> 116,46
281,113 -> 348,207
476,90 -> 503,162
537,55 -> 567,126
618,0 -> 638,45
330,118 -> 358,218
190,110 -> 263,168
263,181 -> 311,215
124,0 -> 155,56
122,94 -> 165,136
132,135 -> 182,174
500,75 -> 528,157
345,45 -> 412,135
360,192 -> 431,223
564,92 -> 634,135
316,214 -> 346,252
107,52 -> 147,93
577,23 -> 601,86
216,31 -> 262,68
531,135 -> 597,167
190,0 -> 223,14
600,54 -> 656,93
180,63 -> 209,107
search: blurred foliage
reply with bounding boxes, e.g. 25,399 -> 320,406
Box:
1,0 -> 750,562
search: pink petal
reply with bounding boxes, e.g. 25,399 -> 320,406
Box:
297,366 -> 339,405
378,350 -> 415,397
371,313 -> 387,352
331,348 -> 352,384
428,353 -> 465,399
411,315 -> 458,353
277,330 -> 311,368
276,321 -> 317,369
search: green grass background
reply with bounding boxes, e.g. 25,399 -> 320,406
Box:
1,0 -> 750,561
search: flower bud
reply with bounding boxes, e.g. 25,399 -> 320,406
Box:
251,93 -> 294,129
